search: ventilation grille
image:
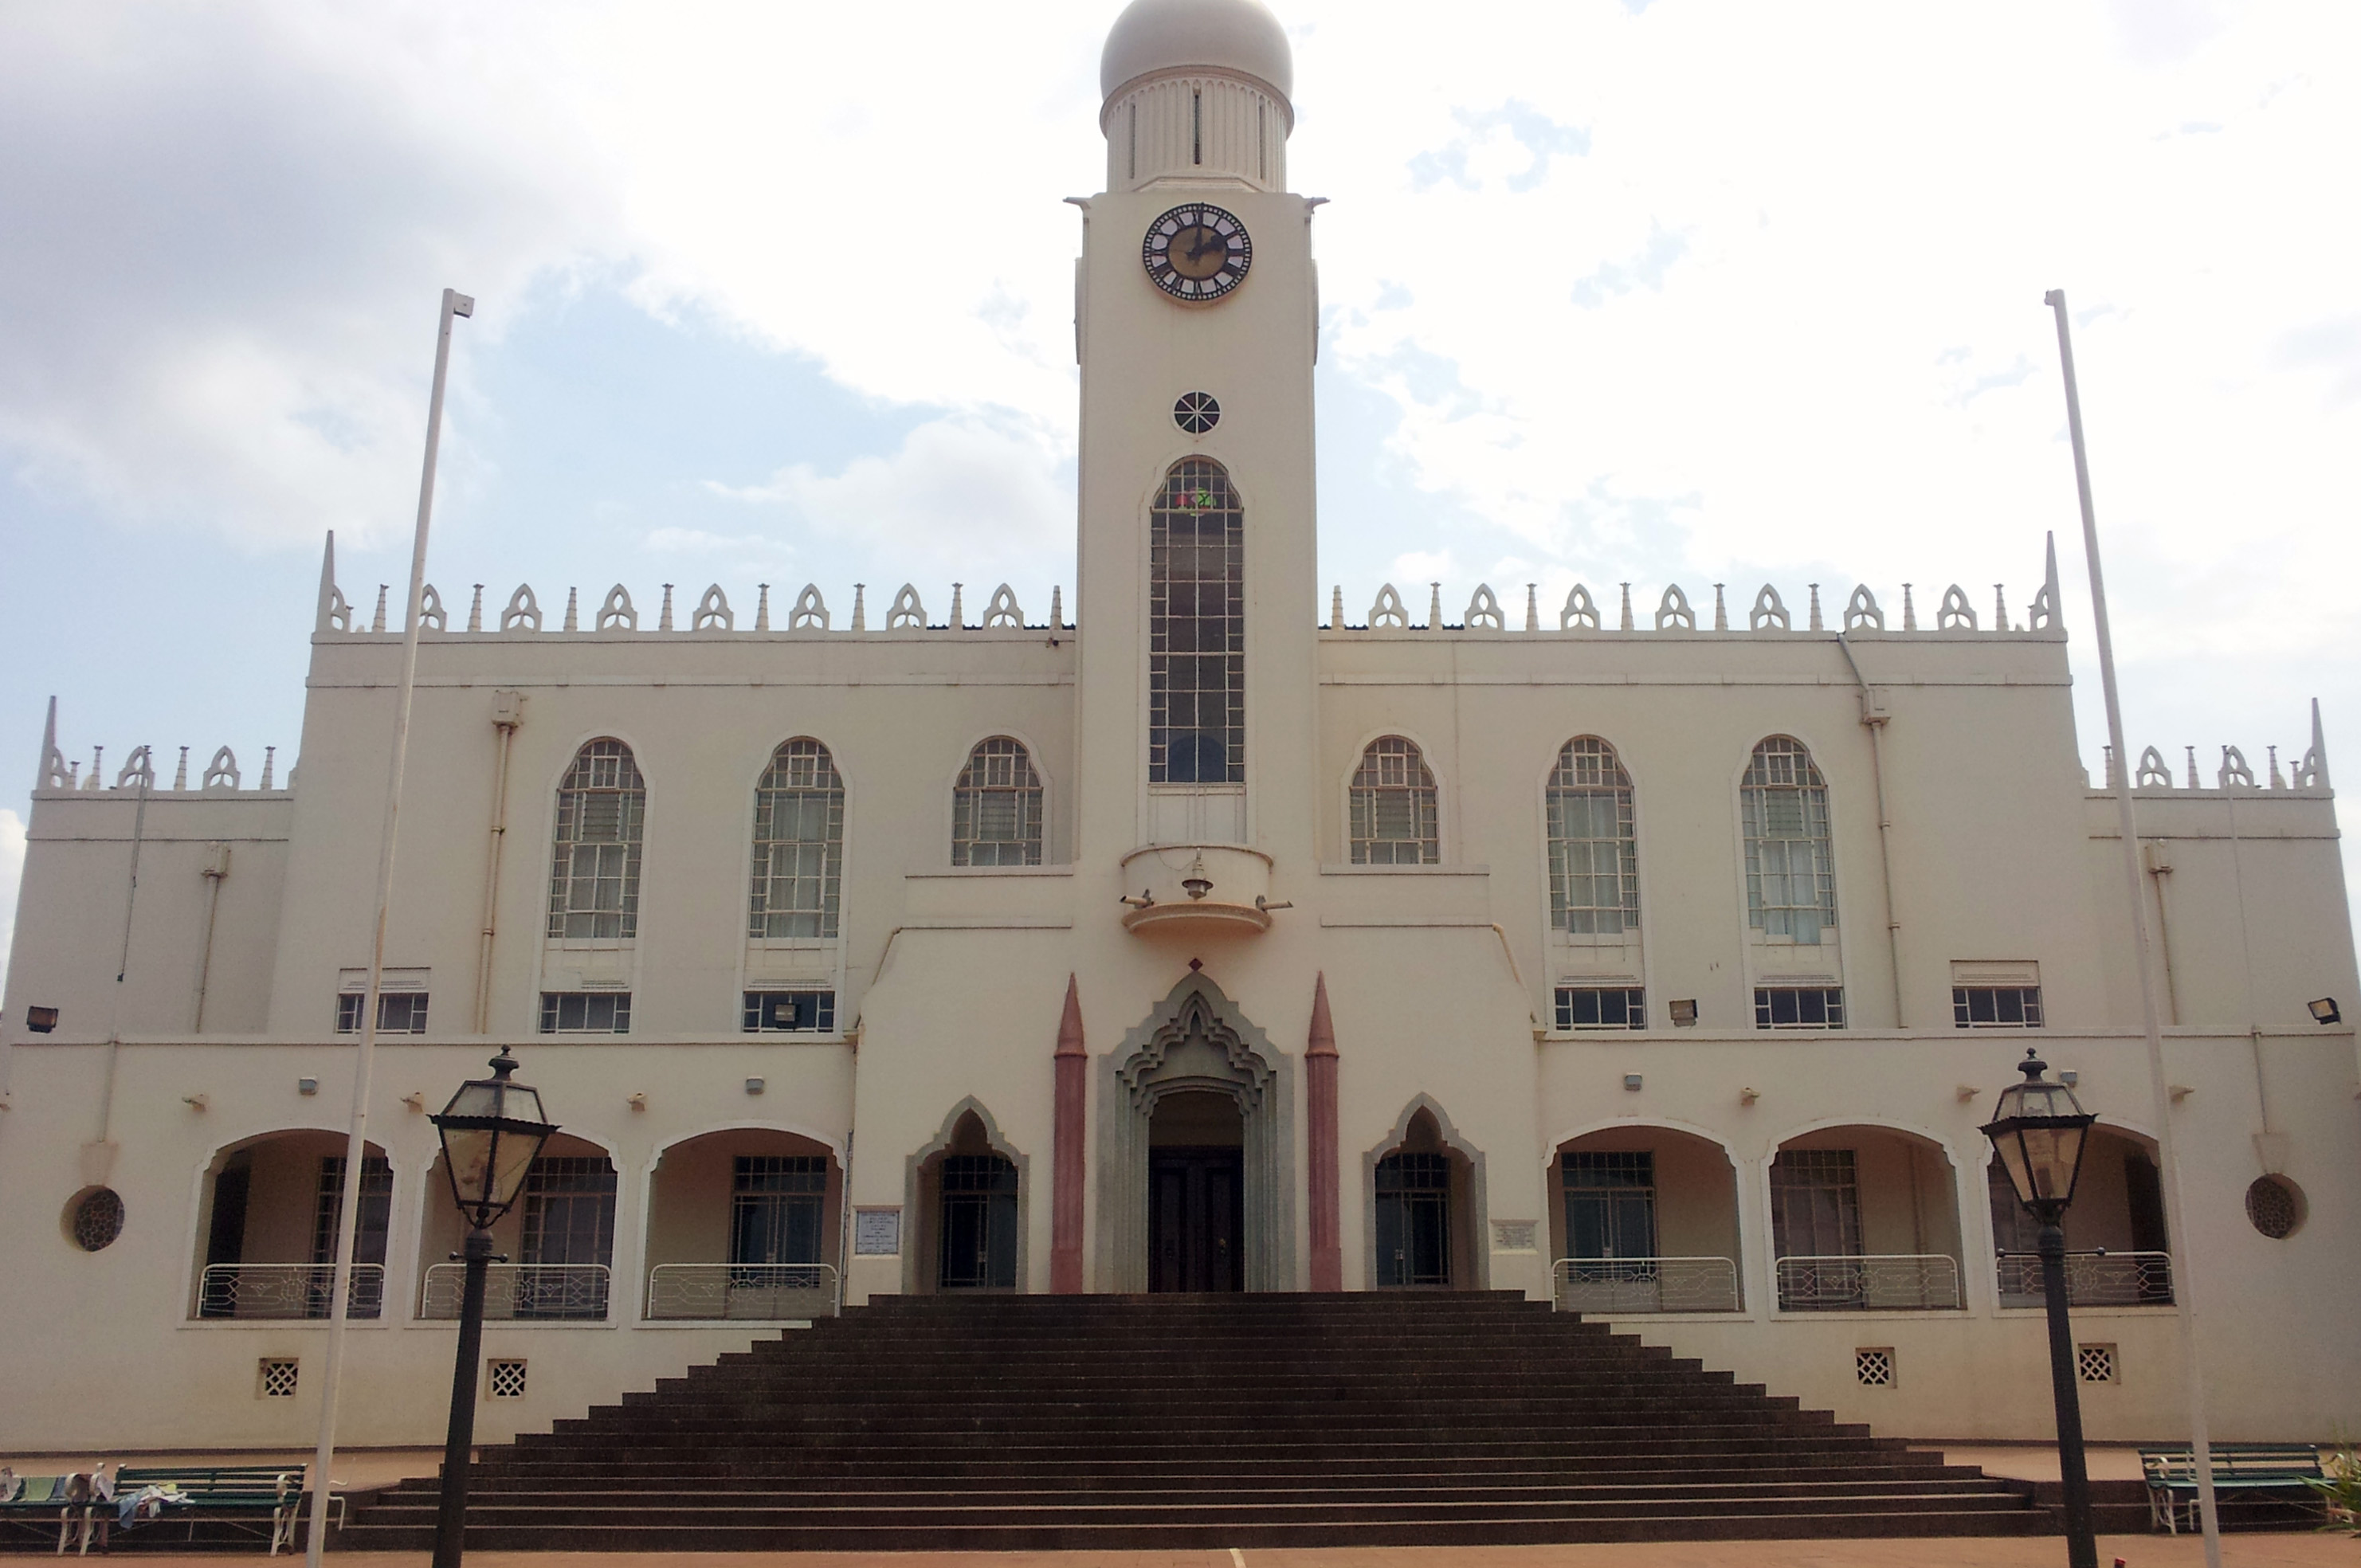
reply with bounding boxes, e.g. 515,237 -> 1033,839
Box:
2077,1344 -> 2116,1384
259,1358 -> 300,1398
488,1358 -> 528,1400
1854,1348 -> 1895,1387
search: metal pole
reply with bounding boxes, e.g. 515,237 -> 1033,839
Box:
2045,288 -> 2222,1566
304,287 -> 473,1568
2037,1217 -> 2097,1568
432,1229 -> 495,1568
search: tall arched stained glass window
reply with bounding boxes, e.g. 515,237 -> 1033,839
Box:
1741,736 -> 1837,943
548,739 -> 645,940
1149,458 -> 1244,784
1547,738 -> 1637,934
750,739 -> 844,939
952,738 -> 1044,866
1350,737 -> 1438,864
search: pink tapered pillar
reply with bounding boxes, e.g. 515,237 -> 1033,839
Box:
1051,974 -> 1088,1293
1306,972 -> 1343,1292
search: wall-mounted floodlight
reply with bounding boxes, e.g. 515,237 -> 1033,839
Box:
1669,1000 -> 1698,1027
2308,998 -> 2340,1025
1622,1074 -> 1643,1092
25,1005 -> 57,1033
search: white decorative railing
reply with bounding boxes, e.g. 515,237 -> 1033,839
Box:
419,1263 -> 611,1321
1775,1253 -> 1963,1311
645,1263 -> 841,1321
1551,1256 -> 1741,1314
196,1263 -> 384,1319
1995,1249 -> 2175,1307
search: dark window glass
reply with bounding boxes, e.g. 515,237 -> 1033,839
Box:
335,992 -> 427,1034
731,1155 -> 828,1268
1953,986 -> 2043,1028
1374,1152 -> 1452,1287
1563,1151 -> 1657,1260
938,1154 -> 1019,1289
1754,986 -> 1846,1029
539,992 -> 632,1033
1148,460 -> 1244,784
740,991 -> 836,1033
1554,987 -> 1646,1030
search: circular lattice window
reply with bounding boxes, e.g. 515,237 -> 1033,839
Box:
68,1186 -> 126,1252
2245,1174 -> 2302,1239
1173,391 -> 1221,434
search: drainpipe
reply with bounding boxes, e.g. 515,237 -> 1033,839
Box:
191,844 -> 230,1032
471,692 -> 524,1034
1834,634 -> 1905,1027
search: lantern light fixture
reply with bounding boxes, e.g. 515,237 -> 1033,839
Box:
430,1048 -> 557,1233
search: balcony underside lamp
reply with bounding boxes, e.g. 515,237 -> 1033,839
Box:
1981,1048 -> 2100,1568
428,1050 -> 557,1568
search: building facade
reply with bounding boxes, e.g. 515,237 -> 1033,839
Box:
5,0 -> 2359,1455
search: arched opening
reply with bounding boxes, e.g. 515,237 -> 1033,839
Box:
911,1110 -> 1022,1294
1366,1103 -> 1482,1291
1148,1091 -> 1244,1292
192,1131 -> 391,1320
645,1129 -> 843,1319
1771,1125 -> 1963,1311
419,1132 -> 616,1321
1551,1126 -> 1742,1312
1990,1123 -> 2173,1306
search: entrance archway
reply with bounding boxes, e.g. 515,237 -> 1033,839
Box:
1363,1096 -> 1487,1290
906,1101 -> 1027,1294
1101,974 -> 1295,1292
1148,1091 -> 1244,1292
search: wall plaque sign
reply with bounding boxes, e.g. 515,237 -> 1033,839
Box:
853,1206 -> 902,1256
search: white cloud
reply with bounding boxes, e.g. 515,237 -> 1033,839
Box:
0,809 -> 25,995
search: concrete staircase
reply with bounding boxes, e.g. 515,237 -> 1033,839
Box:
339,1292 -> 2052,1550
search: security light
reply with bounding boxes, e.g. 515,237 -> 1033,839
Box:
2309,998 -> 2340,1025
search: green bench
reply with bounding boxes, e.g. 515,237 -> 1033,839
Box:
0,1465 -> 330,1554
2141,1443 -> 2326,1534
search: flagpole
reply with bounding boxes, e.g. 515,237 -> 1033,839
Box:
2045,288 -> 2222,1568
304,287 -> 473,1568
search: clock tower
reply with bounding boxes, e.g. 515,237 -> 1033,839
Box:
1073,0 -> 1319,893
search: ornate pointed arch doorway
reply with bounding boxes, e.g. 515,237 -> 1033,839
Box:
1100,974 -> 1296,1292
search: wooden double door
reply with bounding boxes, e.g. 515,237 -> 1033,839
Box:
1149,1146 -> 1244,1293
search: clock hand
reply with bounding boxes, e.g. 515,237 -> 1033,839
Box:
1186,229 -> 1223,262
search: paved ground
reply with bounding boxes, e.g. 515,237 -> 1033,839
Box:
2,1543 -> 2353,1566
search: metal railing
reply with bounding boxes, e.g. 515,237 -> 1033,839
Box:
419,1262 -> 611,1321
1775,1253 -> 1963,1311
196,1263 -> 385,1320
645,1263 -> 841,1320
1995,1249 -> 2175,1307
1552,1256 -> 1741,1314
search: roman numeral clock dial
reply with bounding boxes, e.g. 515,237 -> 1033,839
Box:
1143,203 -> 1252,301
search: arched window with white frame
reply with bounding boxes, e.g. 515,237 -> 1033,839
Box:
952,737 -> 1044,867
1349,736 -> 1438,864
749,739 -> 844,939
1546,737 -> 1637,933
1741,736 -> 1836,943
547,739 -> 645,940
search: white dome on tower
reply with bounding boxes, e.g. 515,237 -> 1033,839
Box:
1100,0 -> 1293,108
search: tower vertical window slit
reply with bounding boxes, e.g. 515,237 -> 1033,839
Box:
1148,459 -> 1245,784
1191,87 -> 1202,166
1128,101 -> 1136,182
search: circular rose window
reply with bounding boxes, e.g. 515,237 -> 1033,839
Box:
69,1186 -> 126,1252
2245,1174 -> 2303,1239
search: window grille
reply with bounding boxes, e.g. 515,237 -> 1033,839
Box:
732,1156 -> 828,1268
2245,1175 -> 2300,1239
547,739 -> 645,940
310,1157 -> 392,1284
539,991 -> 631,1034
335,991 -> 428,1034
520,1157 -> 616,1319
951,738 -> 1043,866
258,1358 -> 300,1398
1563,1151 -> 1657,1260
1148,459 -> 1244,783
749,739 -> 844,939
938,1154 -> 1020,1290
1755,986 -> 1846,1029
486,1358 -> 528,1399
2076,1344 -> 2116,1383
741,990 -> 836,1033
1349,737 -> 1438,864
1771,1149 -> 1863,1261
1375,1152 -> 1453,1288
1547,738 -> 1638,934
1854,1348 -> 1895,1387
1741,737 -> 1836,943
1553,986 -> 1645,1030
1954,986 -> 2043,1028
71,1187 -> 125,1252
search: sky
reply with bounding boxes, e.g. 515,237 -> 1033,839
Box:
2,0 -> 2359,982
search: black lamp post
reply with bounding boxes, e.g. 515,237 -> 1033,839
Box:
427,1049 -> 556,1568
1981,1048 -> 2100,1568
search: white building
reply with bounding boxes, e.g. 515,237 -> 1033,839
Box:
4,0 -> 2357,1457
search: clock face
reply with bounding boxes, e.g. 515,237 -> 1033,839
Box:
1143,204 -> 1252,301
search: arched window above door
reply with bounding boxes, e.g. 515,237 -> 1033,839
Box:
952,738 -> 1043,866
1349,736 -> 1438,864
